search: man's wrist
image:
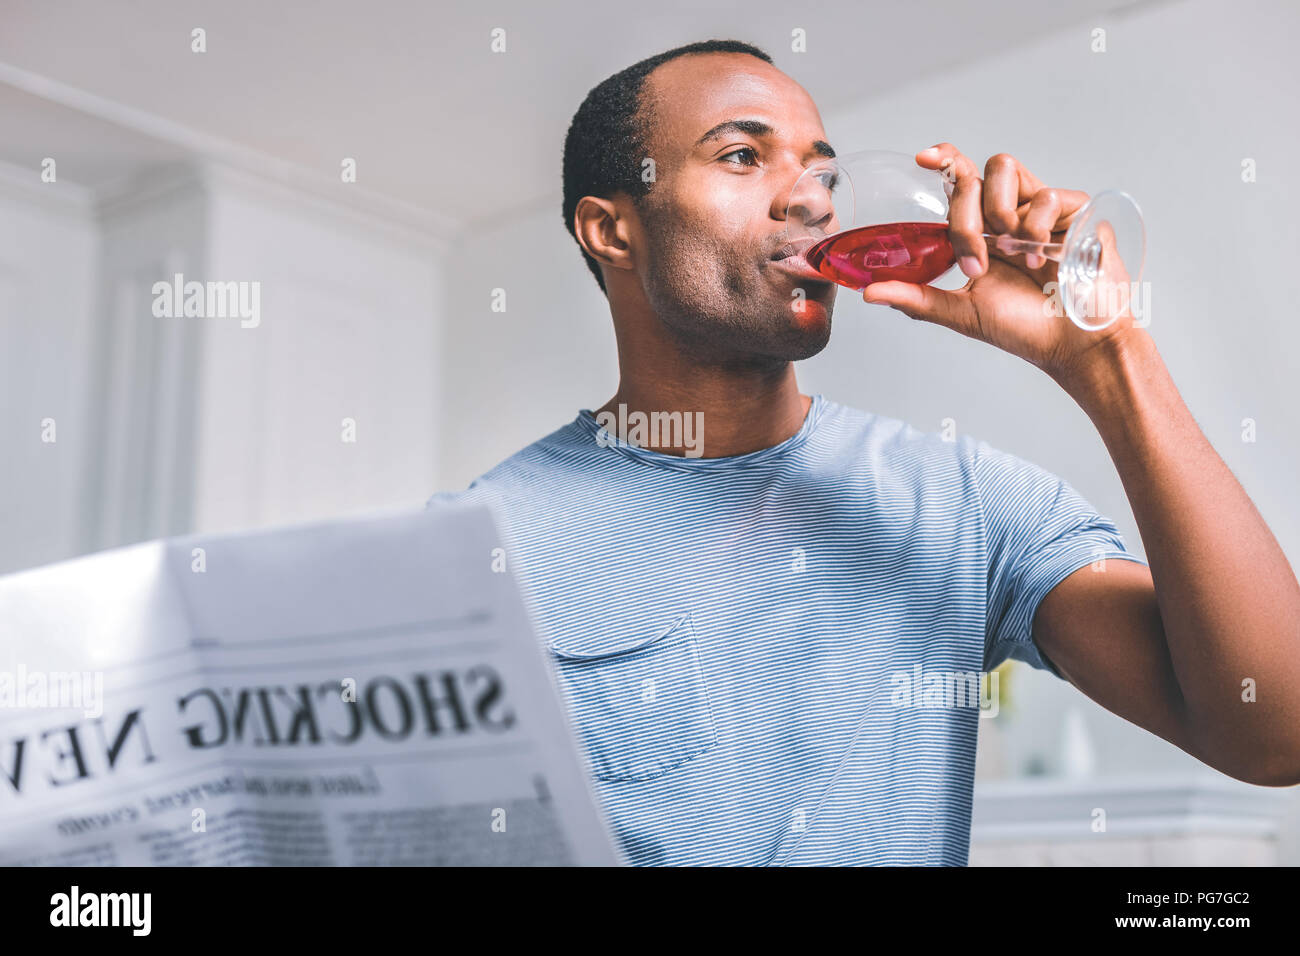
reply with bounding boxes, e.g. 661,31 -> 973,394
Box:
1051,326 -> 1163,418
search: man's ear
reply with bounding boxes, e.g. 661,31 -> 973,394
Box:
574,195 -> 636,276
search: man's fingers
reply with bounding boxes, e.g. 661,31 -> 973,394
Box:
918,144 -> 985,277
1017,189 -> 1062,270
919,145 -> 1095,281
1039,187 -> 1091,234
982,154 -> 1089,240
982,153 -> 1039,234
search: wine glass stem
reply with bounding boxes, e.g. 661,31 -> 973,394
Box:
981,233 -> 1064,262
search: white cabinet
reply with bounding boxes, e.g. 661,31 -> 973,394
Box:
971,775 -> 1293,865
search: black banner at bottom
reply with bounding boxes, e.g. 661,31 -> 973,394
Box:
0,864 -> 1281,941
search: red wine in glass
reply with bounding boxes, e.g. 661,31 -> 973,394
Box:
805,221 -> 955,289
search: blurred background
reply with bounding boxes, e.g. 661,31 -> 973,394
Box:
1,0 -> 1297,863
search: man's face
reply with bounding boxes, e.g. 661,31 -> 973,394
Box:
631,53 -> 839,363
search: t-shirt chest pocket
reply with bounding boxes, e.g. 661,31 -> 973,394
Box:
547,613 -> 718,783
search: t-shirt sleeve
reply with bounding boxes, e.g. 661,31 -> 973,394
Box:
971,439 -> 1149,679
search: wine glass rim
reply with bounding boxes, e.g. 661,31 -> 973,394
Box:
824,147 -> 918,162
786,148 -> 950,239
1061,188 -> 1146,279
796,148 -> 922,172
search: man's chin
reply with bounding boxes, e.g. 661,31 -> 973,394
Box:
761,299 -> 834,361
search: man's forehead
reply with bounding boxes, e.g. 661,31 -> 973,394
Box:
644,54 -> 824,152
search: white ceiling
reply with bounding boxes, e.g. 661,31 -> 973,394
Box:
0,0 -> 1150,234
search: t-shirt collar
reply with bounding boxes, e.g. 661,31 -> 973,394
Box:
574,394 -> 827,471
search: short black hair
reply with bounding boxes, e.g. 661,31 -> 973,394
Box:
561,40 -> 774,296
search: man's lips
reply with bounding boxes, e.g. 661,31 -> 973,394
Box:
770,237 -> 816,261
766,236 -> 830,283
768,252 -> 829,283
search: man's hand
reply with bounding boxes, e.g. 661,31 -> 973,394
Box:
872,149 -> 1300,787
861,143 -> 1138,385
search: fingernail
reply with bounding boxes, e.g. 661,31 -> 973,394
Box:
959,256 -> 982,277
920,147 -> 940,159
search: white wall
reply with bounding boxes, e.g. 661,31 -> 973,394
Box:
0,165 -> 99,574
438,201 -> 617,491
1,159 -> 446,568
194,167 -> 444,532
435,0 -> 1300,788
85,172 -> 208,552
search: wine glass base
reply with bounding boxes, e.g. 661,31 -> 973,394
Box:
1059,190 -> 1146,331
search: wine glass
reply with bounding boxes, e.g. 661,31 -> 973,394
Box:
781,149 -> 1145,331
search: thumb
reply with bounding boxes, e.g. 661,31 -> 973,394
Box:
1096,220 -> 1131,286
863,281 -> 975,336
1080,220 -> 1135,328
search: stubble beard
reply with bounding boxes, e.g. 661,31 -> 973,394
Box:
639,209 -> 835,367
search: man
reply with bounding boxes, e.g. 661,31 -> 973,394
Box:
429,40 -> 1300,865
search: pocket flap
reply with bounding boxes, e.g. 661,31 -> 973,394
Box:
547,613 -> 691,662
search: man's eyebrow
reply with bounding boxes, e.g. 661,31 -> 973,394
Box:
693,119 -> 836,158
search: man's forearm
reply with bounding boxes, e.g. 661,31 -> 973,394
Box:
1054,328 -> 1300,783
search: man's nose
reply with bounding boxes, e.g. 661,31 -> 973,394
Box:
779,168 -> 839,236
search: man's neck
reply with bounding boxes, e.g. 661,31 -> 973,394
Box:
594,366 -> 811,459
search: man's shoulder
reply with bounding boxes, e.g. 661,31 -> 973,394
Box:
817,396 -> 982,469
815,398 -> 1073,511
425,417 -> 593,510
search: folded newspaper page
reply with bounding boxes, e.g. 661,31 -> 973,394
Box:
0,503 -> 621,866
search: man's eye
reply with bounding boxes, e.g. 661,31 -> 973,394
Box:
720,147 -> 758,166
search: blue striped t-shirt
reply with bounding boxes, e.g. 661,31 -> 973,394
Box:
427,394 -> 1147,865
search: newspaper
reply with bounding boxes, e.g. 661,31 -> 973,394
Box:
0,503 -> 621,866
